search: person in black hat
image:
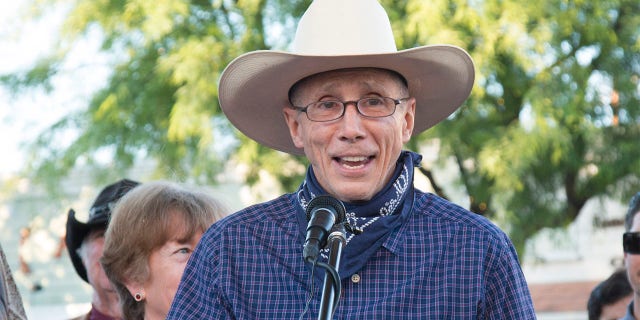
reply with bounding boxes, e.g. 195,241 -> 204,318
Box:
65,179 -> 140,320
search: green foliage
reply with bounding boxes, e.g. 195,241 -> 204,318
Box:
6,0 -> 311,191
3,0 -> 640,254
0,54 -> 61,94
394,0 -> 640,253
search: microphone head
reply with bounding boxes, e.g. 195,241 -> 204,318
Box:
305,195 -> 346,223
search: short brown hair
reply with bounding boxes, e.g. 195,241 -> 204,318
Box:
101,181 -> 230,319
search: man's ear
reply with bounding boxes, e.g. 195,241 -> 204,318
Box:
402,97 -> 416,143
283,107 -> 305,148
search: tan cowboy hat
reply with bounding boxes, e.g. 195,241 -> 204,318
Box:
219,0 -> 475,156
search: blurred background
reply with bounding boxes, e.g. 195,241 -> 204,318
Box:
1,0 -> 639,318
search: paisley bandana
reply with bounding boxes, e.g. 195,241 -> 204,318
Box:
296,150 -> 422,281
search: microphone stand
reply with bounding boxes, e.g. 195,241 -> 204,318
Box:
318,224 -> 346,320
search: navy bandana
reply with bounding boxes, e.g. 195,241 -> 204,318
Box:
296,150 -> 422,281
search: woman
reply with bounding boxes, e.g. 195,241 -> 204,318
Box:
101,181 -> 229,320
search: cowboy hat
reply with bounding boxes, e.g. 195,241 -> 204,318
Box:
65,179 -> 140,283
218,0 -> 475,155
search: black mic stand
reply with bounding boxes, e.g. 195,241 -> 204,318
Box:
318,223 -> 346,320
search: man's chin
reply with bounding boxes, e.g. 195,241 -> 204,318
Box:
332,188 -> 376,203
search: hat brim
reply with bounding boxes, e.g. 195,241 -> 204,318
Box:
219,44 -> 475,156
65,209 -> 108,284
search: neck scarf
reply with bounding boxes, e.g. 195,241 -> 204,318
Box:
296,150 -> 422,281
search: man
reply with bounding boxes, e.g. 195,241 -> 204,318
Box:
622,192 -> 640,320
587,268 -> 632,320
0,243 -> 27,320
65,179 -> 139,320
167,0 -> 535,318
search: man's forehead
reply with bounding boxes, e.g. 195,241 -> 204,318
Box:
290,67 -> 406,99
303,67 -> 403,83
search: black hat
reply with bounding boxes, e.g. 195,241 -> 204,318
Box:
65,179 -> 140,283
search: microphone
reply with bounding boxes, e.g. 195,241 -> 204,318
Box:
303,195 -> 346,263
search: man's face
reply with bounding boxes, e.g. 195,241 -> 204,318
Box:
82,229 -> 115,293
625,211 -> 640,296
283,68 -> 415,202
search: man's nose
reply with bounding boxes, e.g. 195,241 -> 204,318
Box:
338,102 -> 366,141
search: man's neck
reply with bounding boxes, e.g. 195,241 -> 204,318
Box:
89,306 -> 121,320
92,291 -> 121,319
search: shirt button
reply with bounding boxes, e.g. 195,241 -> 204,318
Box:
351,273 -> 361,284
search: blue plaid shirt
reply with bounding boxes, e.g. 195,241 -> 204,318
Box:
167,190 -> 535,319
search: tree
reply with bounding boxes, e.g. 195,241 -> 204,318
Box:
3,0 -> 311,192
2,0 -> 639,254
396,0 -> 640,251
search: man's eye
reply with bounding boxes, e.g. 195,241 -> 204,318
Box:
362,97 -> 384,107
316,101 -> 340,109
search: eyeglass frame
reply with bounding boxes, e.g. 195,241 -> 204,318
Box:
290,96 -> 411,122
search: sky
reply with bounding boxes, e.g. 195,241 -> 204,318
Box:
0,0 -> 108,175
0,0 -> 55,174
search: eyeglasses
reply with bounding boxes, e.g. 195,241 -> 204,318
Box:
623,232 -> 640,254
291,96 -> 410,122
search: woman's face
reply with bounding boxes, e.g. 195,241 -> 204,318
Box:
134,229 -> 204,320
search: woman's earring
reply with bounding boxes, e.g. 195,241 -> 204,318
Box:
134,291 -> 145,302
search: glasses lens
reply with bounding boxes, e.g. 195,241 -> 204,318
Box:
624,232 -> 640,254
358,97 -> 395,117
307,101 -> 343,121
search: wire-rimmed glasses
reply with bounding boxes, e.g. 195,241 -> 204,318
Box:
291,96 -> 410,122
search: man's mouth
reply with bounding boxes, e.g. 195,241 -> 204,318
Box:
334,156 -> 373,169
